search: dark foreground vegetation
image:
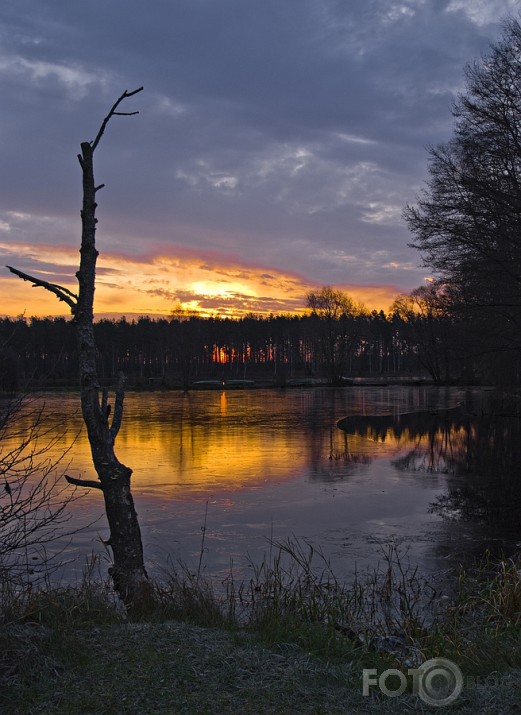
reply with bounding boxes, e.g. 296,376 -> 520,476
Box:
1,544 -> 521,714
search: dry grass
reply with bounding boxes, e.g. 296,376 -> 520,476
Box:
2,546 -> 521,713
2,620 -> 521,714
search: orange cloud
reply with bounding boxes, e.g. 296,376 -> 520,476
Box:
336,283 -> 404,313
1,241 -> 403,319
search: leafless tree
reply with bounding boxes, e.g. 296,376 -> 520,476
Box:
391,283 -> 459,382
306,286 -> 365,384
7,87 -> 152,607
0,395 -> 77,586
405,18 -> 521,365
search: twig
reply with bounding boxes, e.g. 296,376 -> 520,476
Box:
91,87 -> 144,151
196,501 -> 209,585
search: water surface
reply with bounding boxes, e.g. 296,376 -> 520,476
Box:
10,386 -> 521,586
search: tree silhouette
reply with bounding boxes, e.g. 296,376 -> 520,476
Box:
306,286 -> 364,384
405,18 -> 521,369
7,88 -> 151,607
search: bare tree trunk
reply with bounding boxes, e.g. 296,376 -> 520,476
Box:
7,87 -> 151,607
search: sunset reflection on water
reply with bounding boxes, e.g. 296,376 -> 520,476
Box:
6,386 -> 518,585
122,390 -> 332,493
8,387 -> 466,496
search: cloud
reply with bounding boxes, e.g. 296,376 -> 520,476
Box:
0,0 -> 515,317
0,55 -> 108,97
2,239 -> 406,318
445,0 -> 520,27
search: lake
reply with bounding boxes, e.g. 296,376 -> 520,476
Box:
8,385 -> 521,589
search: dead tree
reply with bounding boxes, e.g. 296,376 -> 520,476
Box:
7,87 -> 151,607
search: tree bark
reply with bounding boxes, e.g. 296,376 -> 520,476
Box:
8,87 -> 150,608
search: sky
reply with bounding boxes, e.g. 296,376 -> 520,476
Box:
1,0 -> 519,320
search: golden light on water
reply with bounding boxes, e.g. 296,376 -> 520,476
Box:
219,390 -> 227,416
4,393 -> 309,494
3,393 -> 471,503
2,383 -> 491,588
117,405 -> 308,493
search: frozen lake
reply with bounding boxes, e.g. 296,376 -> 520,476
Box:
9,385 -> 521,588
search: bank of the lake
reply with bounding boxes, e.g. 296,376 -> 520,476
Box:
3,540 -> 521,714
3,615 -> 521,714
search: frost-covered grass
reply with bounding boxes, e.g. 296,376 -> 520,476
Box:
1,544 -> 521,713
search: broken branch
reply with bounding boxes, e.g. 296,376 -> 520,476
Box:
6,266 -> 78,311
110,372 -> 126,439
91,86 -> 144,151
65,475 -> 103,490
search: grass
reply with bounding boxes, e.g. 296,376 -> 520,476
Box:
1,544 -> 521,713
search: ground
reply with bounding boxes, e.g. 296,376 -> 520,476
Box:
2,621 -> 521,714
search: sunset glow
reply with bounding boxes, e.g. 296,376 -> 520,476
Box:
0,240 -> 403,320
1,3 -> 511,325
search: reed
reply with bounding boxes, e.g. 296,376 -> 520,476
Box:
2,539 -> 521,711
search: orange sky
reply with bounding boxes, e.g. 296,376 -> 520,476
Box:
1,240 -> 404,320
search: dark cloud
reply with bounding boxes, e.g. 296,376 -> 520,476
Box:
0,0 -> 517,303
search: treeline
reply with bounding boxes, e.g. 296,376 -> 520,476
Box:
0,307 -> 514,391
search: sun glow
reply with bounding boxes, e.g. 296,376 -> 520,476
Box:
0,240 -> 404,319
190,280 -> 256,299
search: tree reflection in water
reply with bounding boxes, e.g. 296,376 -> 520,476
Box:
338,395 -> 521,531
